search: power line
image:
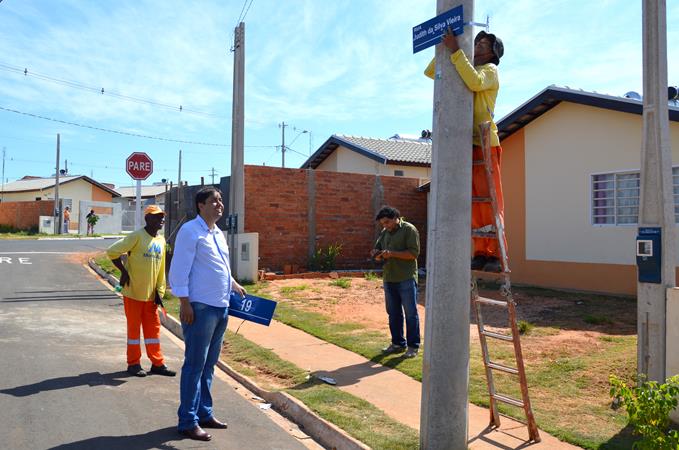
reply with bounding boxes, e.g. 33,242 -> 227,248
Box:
0,62 -> 223,119
231,0 -> 255,51
235,0 -> 255,25
285,146 -> 308,158
240,0 -> 256,23
0,105 -> 230,147
263,146 -> 279,165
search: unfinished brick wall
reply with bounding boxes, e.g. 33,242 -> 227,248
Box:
0,200 -> 55,231
244,165 -> 427,271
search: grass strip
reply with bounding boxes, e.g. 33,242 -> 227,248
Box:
251,281 -> 638,450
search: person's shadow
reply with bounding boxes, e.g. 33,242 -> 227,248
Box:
48,427 -> 181,450
0,371 -> 129,397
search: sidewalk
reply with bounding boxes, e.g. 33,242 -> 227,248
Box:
227,318 -> 581,449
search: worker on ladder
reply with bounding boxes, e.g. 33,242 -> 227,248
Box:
425,29 -> 505,272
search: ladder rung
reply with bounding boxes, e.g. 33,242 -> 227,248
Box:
471,231 -> 497,239
481,330 -> 514,342
493,393 -> 524,408
488,361 -> 519,374
474,297 -> 508,307
472,197 -> 491,203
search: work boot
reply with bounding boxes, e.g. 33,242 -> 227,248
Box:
483,257 -> 502,273
127,364 -> 147,377
471,255 -> 487,271
150,364 -> 176,377
404,347 -> 419,358
382,344 -> 407,354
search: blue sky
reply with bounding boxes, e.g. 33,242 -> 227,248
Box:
0,0 -> 677,188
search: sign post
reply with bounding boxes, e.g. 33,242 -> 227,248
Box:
125,152 -> 153,229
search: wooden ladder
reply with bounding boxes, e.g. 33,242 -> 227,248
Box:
470,121 -> 540,442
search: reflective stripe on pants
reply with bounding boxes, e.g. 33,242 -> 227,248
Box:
123,296 -> 164,366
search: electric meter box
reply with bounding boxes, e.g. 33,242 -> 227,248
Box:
636,227 -> 661,284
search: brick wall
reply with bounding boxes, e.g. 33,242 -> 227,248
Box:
0,200 -> 55,231
244,165 -> 427,271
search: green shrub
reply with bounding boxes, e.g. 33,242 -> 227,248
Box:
0,224 -> 18,233
329,278 -> 351,289
308,243 -> 342,271
281,285 -> 309,294
610,374 -> 679,449
518,320 -> 534,335
364,271 -> 380,281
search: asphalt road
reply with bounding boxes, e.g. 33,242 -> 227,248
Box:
0,238 -> 311,450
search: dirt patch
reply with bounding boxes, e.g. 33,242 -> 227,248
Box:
65,251 -> 102,265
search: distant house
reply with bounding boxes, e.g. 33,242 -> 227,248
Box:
113,183 -> 167,208
0,175 -> 119,231
113,183 -> 168,231
301,134 -> 432,181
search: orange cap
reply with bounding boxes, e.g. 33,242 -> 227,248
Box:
144,205 -> 165,216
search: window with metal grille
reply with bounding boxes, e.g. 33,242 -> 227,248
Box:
394,170 -> 404,177
591,172 -> 639,225
591,168 -> 679,225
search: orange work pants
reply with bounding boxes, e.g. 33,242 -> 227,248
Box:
123,296 -> 164,367
472,145 -> 507,259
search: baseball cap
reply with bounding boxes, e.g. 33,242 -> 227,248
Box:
144,205 -> 165,216
475,31 -> 504,65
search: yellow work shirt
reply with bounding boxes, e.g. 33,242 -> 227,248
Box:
425,50 -> 500,147
107,228 -> 166,302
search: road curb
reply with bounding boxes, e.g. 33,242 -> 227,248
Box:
87,258 -> 370,450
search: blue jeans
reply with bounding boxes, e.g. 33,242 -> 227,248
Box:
178,302 -> 229,431
384,279 -> 420,349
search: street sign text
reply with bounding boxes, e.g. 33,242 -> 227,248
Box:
413,5 -> 464,54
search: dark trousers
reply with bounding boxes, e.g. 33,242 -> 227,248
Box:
384,279 -> 420,349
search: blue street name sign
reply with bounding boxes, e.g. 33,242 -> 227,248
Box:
229,292 -> 278,326
412,4 -> 464,54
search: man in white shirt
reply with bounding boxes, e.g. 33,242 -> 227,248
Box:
169,187 -> 246,442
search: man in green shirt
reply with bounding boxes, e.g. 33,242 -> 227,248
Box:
371,206 -> 421,358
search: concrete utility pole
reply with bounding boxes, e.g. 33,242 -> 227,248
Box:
280,121 -> 287,168
229,21 -> 246,273
177,149 -> 182,215
420,0 -> 475,448
638,0 -> 674,382
210,167 -> 217,185
54,134 -> 61,235
1,146 -> 5,203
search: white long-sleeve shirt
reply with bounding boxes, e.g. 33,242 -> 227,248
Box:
168,215 -> 233,308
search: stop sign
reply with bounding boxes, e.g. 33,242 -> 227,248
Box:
126,152 -> 153,180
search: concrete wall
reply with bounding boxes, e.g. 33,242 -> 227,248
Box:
316,146 -> 431,180
244,165 -> 427,271
0,200 -> 55,231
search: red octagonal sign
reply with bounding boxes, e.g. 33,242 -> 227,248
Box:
126,152 -> 153,180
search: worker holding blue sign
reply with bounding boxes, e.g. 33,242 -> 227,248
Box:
424,29 -> 505,272
169,187 -> 247,442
